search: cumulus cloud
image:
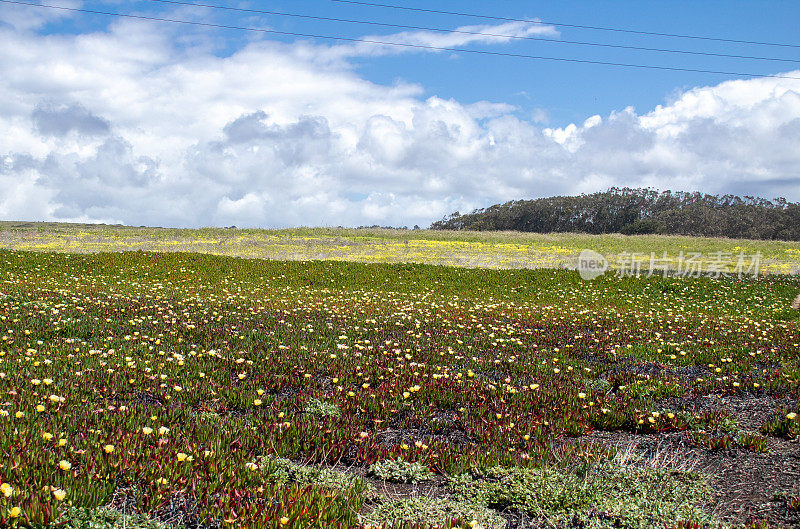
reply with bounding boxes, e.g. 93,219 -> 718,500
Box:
543,77 -> 800,198
32,103 -> 111,137
0,17 -> 799,228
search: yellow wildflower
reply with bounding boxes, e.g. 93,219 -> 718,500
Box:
0,483 -> 12,497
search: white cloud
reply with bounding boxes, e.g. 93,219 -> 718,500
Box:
285,19 -> 560,72
0,19 -> 799,229
0,0 -> 81,31
339,20 -> 559,57
32,102 -> 111,137
530,108 -> 550,125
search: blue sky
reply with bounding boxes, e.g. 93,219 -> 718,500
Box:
0,0 -> 799,227
310,0 -> 800,126
34,0 -> 800,126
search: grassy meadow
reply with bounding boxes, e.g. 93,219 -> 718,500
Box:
1,221 -> 799,274
0,223 -> 799,528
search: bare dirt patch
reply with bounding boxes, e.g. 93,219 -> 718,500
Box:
656,393 -> 799,430
585,429 -> 800,526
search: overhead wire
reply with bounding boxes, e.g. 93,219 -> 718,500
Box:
145,0 -> 800,64
1,0 -> 799,80
330,0 -> 800,49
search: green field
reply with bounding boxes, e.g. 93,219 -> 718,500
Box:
1,221 -> 799,275
0,225 -> 799,528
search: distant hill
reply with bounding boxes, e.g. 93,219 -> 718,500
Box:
430,188 -> 800,241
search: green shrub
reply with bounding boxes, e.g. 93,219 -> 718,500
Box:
257,456 -> 374,496
197,411 -> 221,422
368,457 -> 435,484
365,498 -> 506,529
449,461 -> 713,529
303,398 -> 341,417
449,466 -> 595,514
58,507 -> 171,529
258,456 -> 293,484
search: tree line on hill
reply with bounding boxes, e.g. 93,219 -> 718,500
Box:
430,188 -> 800,241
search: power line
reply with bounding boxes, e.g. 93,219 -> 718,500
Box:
145,0 -> 800,64
2,0 -> 799,80
331,0 -> 800,50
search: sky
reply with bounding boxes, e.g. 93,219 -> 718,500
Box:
1,0 -> 799,228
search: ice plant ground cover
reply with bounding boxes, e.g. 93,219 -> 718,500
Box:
0,248 -> 798,528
